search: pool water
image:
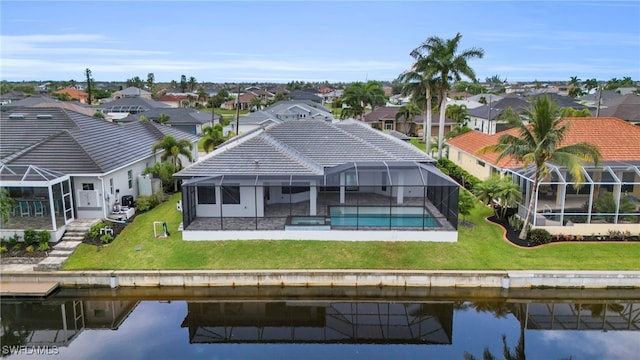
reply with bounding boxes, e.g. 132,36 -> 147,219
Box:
330,206 -> 439,228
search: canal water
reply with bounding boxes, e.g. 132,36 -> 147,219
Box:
1,286 -> 639,359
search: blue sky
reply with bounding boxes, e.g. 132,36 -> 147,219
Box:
1,1 -> 639,83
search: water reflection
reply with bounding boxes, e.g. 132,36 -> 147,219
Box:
181,302 -> 453,344
1,287 -> 639,359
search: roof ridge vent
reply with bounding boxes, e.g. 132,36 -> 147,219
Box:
8,113 -> 25,119
37,114 -> 53,119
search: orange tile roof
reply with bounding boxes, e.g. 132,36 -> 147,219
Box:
446,117 -> 640,168
54,88 -> 88,99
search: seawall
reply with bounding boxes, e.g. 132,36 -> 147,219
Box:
1,270 -> 639,289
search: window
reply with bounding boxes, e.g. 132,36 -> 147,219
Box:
385,122 -> 393,130
477,160 -> 486,167
222,186 -> 241,204
109,178 -> 114,194
197,186 -> 216,204
82,183 -> 94,190
457,151 -> 462,162
127,170 -> 133,189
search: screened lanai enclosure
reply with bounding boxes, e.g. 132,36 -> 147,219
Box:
179,162 -> 459,241
0,165 -> 75,241
508,164 -> 640,229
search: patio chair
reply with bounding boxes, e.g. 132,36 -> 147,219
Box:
19,201 -> 30,217
33,201 -> 45,216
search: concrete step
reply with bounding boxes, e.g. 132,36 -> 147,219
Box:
48,249 -> 73,257
34,256 -> 67,271
62,235 -> 84,241
53,241 -> 82,251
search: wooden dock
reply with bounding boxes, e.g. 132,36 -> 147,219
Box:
0,282 -> 59,297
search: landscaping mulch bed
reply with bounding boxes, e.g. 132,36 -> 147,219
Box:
0,244 -> 49,259
488,216 -> 531,247
488,215 -> 639,247
82,215 -> 135,246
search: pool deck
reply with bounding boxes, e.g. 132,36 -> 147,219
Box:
0,281 -> 59,297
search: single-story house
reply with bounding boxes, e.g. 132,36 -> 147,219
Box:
233,100 -> 334,134
112,87 -> 152,100
116,107 -> 218,135
175,119 -> 460,242
54,88 -> 89,104
363,106 -> 456,137
446,117 -> 640,235
96,97 -> 170,120
467,95 -> 530,135
0,107 -> 200,241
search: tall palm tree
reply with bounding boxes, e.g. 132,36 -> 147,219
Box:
399,67 -> 439,145
478,95 -> 601,239
363,80 -> 388,111
413,33 -> 484,159
152,135 -> 193,192
394,102 -> 422,134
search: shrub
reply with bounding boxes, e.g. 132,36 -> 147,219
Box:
0,245 -> 7,253
23,229 -> 38,245
508,215 -> 524,231
38,242 -> 50,251
100,233 -> 114,244
528,228 -> 552,245
88,222 -> 105,238
136,193 -> 165,212
26,245 -> 34,253
37,230 -> 51,245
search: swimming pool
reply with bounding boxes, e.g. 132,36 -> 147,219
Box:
330,206 -> 439,228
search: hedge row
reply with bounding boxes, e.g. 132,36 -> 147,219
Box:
436,158 -> 481,191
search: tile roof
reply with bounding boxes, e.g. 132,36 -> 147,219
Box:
128,108 -> 216,125
598,94 -> 640,121
363,106 -> 455,125
54,88 -> 88,99
177,119 -> 434,177
240,100 -> 333,125
468,96 -> 530,120
447,116 -> 640,168
1,107 -> 199,174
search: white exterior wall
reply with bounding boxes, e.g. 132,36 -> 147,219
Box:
73,176 -> 104,219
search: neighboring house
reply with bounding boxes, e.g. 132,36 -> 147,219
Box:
0,107 -> 200,241
234,100 -> 333,134
446,117 -> 640,235
467,94 -> 503,104
223,91 -> 261,111
54,88 -> 89,104
321,89 -> 344,104
446,99 -> 484,109
598,94 -> 640,124
531,93 -> 592,112
363,106 -> 456,137
175,119 -> 460,242
0,91 -> 26,106
1,96 -> 94,117
118,107 -> 218,135
112,87 -> 152,100
96,97 -> 170,120
467,95 -> 530,135
156,94 -> 190,108
287,89 -> 323,103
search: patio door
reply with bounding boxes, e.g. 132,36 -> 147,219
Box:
62,179 -> 74,224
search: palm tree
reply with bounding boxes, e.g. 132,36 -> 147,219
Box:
341,81 -> 388,119
188,76 -> 197,92
394,102 -> 422,134
249,96 -> 263,111
413,33 -> 484,159
398,67 -> 438,146
445,103 -> 469,125
158,113 -> 170,124
197,87 -> 209,105
478,95 -> 601,239
152,135 -> 193,192
201,124 -> 226,153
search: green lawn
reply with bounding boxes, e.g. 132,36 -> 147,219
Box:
62,193 -> 640,271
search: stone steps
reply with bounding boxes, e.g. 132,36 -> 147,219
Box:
34,219 -> 98,271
